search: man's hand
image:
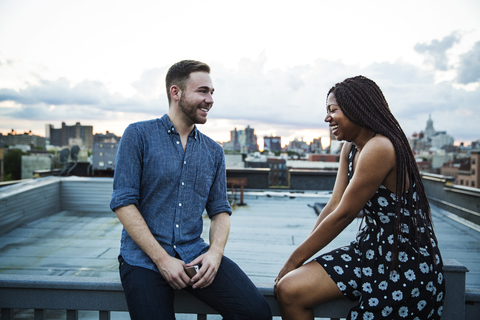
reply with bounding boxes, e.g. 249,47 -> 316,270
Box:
185,248 -> 223,289
185,212 -> 229,289
155,255 -> 191,290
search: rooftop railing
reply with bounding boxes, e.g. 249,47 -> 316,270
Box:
1,259 -> 479,320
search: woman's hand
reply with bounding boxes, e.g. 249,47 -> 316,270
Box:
274,258 -> 300,297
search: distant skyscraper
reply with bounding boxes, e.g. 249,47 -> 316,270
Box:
264,136 -> 282,152
310,138 -> 323,154
425,114 -> 436,139
244,125 -> 257,151
224,126 -> 258,152
46,122 -> 93,149
223,128 -> 241,151
410,115 -> 454,152
287,138 -> 309,154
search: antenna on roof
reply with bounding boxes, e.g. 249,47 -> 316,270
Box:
70,146 -> 80,161
49,148 -> 70,176
66,145 -> 80,175
48,145 -> 81,176
58,148 -> 70,176
59,148 -> 70,163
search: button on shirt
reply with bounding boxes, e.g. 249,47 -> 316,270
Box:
110,115 -> 232,272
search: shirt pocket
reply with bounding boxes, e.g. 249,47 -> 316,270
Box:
194,166 -> 215,198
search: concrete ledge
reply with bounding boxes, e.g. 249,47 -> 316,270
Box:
0,275 -> 354,318
465,288 -> 480,320
0,259 -> 470,320
466,288 -> 480,302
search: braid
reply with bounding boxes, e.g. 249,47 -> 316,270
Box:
327,76 -> 435,268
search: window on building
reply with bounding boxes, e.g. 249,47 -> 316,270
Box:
460,179 -> 464,185
99,161 -> 105,167
473,158 -> 476,164
473,169 -> 476,175
472,181 -> 475,187
99,152 -> 104,156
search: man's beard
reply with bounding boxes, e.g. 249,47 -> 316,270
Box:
179,95 -> 207,125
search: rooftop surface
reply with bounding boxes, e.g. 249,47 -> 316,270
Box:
0,190 -> 479,319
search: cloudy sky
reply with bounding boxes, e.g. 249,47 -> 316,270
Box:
0,0 -> 479,148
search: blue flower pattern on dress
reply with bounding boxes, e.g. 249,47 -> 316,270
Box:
316,144 -> 445,319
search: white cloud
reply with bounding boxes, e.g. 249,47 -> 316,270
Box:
0,0 -> 479,144
414,32 -> 462,71
457,41 -> 480,84
1,49 -> 478,144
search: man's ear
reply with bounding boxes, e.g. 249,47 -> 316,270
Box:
170,85 -> 181,101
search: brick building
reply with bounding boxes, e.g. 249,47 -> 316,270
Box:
457,151 -> 480,188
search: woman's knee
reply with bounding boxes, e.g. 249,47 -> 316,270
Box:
276,262 -> 343,309
276,274 -> 303,306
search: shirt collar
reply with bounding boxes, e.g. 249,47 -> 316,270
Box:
161,114 -> 199,140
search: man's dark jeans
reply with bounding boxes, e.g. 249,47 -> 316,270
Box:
119,256 -> 272,320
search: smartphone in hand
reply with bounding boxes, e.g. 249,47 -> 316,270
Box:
184,265 -> 199,278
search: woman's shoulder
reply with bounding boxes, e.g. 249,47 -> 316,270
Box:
360,135 -> 396,168
365,134 -> 394,154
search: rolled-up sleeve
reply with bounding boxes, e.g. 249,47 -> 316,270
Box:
205,145 -> 232,218
110,124 -> 143,211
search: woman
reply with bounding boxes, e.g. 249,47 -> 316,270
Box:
275,76 -> 444,320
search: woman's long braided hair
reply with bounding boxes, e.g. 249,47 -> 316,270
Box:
327,75 -> 436,268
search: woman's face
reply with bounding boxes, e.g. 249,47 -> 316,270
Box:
324,92 -> 353,141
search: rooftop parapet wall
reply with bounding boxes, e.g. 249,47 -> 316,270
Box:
227,168 -> 337,191
0,176 -> 112,235
1,172 -> 477,237
422,172 -> 480,225
289,169 -> 337,191
226,168 -> 270,189
0,177 -> 60,235
59,176 -> 113,212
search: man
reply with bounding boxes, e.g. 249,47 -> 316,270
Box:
110,60 -> 272,319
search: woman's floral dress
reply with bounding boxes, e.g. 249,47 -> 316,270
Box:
315,145 -> 445,320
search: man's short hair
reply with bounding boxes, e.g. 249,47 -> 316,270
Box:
165,60 -> 211,105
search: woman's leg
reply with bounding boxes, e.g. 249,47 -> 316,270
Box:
276,261 -> 344,320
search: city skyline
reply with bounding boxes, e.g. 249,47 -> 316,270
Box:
0,113 -> 472,151
0,1 -> 479,146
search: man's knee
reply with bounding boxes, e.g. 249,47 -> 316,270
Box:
252,297 -> 272,320
235,294 -> 271,320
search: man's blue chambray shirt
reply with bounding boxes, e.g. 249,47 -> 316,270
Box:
110,114 -> 232,273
